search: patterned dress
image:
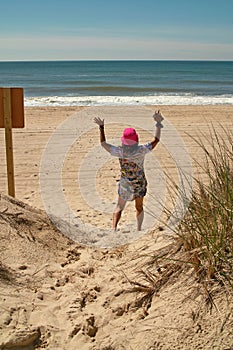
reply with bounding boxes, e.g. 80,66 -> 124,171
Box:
109,143 -> 152,201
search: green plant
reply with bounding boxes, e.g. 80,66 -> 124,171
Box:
176,125 -> 233,286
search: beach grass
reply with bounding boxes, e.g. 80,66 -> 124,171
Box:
126,125 -> 232,307
176,125 -> 233,287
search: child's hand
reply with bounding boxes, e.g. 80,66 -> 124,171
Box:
153,110 -> 164,123
94,117 -> 104,126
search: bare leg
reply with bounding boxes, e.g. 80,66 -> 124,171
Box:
135,197 -> 144,231
113,196 -> 126,231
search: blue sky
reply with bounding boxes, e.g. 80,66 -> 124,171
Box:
0,0 -> 233,60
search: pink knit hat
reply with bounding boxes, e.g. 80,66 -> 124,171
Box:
121,128 -> 139,145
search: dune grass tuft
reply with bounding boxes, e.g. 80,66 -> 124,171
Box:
176,125 -> 233,287
125,125 -> 232,308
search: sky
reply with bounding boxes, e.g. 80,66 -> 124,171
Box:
0,0 -> 233,61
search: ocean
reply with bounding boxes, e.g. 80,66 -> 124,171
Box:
0,60 -> 233,106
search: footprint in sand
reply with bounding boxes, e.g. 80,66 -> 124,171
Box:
0,327 -> 41,349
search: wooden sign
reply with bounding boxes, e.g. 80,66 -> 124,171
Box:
0,87 -> 25,197
0,87 -> 24,128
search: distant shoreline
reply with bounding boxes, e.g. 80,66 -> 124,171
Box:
1,59 -> 233,62
24,96 -> 233,107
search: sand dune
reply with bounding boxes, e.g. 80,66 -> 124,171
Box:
0,194 -> 232,349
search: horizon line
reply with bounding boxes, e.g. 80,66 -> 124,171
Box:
0,58 -> 233,63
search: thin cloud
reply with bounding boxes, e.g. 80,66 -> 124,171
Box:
0,34 -> 233,60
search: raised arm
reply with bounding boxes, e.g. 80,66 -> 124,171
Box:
94,117 -> 113,153
150,110 -> 164,150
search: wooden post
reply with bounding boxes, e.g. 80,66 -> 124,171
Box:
3,88 -> 15,197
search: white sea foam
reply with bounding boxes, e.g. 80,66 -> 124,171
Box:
24,94 -> 233,107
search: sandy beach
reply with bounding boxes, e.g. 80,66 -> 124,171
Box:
0,105 -> 232,229
0,105 -> 232,349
